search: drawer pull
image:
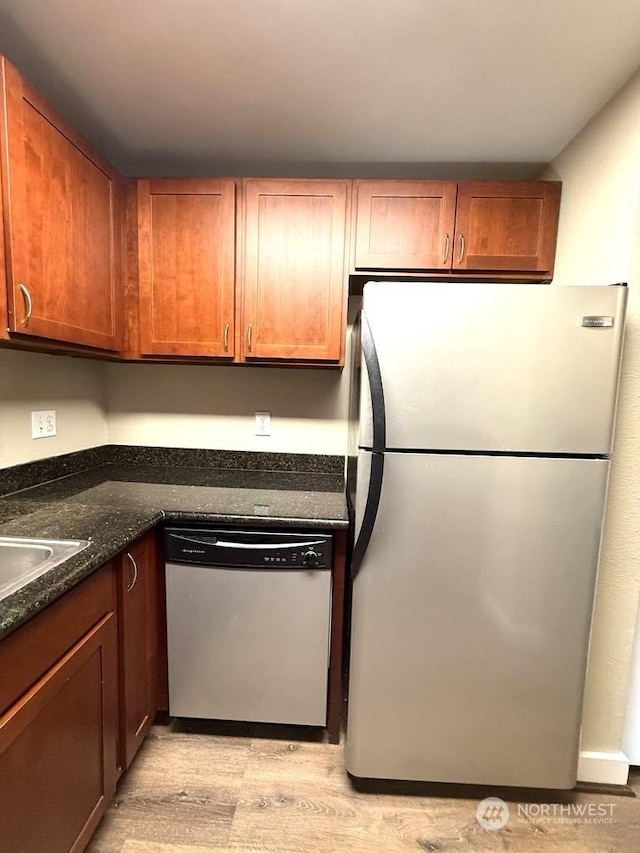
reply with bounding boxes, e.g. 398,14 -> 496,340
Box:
126,553 -> 138,592
458,234 -> 466,264
18,283 -> 33,327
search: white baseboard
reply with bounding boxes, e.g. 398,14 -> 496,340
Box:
577,750 -> 630,785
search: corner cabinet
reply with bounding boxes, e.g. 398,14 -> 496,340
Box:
239,179 -> 350,364
352,179 -> 561,280
137,179 -> 236,358
118,531 -> 159,771
0,57 -> 122,350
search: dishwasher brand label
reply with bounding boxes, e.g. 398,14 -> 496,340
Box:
582,315 -> 614,327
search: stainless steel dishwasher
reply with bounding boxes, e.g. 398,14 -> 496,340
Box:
165,525 -> 333,727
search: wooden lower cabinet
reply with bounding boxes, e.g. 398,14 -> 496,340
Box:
0,533 -> 162,853
0,566 -> 119,853
118,530 -> 159,770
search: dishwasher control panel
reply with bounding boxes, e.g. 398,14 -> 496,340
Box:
165,526 -> 333,569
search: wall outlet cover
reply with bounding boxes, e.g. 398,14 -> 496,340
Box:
31,410 -> 57,439
255,411 -> 271,436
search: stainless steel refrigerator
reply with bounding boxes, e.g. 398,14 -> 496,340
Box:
346,281 -> 627,789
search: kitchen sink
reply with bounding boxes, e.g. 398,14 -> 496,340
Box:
0,536 -> 90,602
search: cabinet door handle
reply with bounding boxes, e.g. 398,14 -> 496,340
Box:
223,322 -> 230,352
126,552 -> 138,592
442,233 -> 450,265
247,323 -> 253,353
18,284 -> 33,327
458,234 -> 466,265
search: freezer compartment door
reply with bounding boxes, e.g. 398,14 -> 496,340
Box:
347,451 -> 609,788
359,282 -> 626,454
166,564 -> 331,726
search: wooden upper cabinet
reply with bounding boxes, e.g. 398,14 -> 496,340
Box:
352,179 -> 562,279
452,181 -> 561,274
354,180 -> 457,270
0,57 -> 121,350
137,178 -> 236,357
240,179 -> 349,363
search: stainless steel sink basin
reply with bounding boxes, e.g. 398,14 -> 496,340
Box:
0,536 -> 90,602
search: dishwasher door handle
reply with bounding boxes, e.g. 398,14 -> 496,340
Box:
214,539 -> 326,550
169,533 -> 327,550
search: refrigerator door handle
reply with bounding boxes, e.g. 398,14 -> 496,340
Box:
361,310 -> 386,453
351,452 -> 384,577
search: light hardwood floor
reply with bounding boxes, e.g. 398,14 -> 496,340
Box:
87,723 -> 640,853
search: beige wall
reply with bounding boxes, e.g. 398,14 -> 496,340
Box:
621,209 -> 640,764
543,66 -> 640,760
104,302 -> 358,457
0,348 -> 107,469
0,306 -> 357,470
104,361 -> 350,456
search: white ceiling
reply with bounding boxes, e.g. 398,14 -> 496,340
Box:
1,0 -> 640,177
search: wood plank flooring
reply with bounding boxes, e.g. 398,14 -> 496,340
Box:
87,723 -> 640,853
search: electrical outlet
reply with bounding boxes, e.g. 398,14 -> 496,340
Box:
255,411 -> 271,436
31,410 -> 57,439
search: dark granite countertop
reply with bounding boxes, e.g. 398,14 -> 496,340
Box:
0,447 -> 348,639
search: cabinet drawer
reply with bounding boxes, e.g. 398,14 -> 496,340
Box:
0,561 -> 116,716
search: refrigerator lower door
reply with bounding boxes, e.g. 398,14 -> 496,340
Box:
347,450 -> 609,788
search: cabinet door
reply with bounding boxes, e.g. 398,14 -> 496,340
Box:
241,179 -> 349,363
0,57 -> 122,350
0,613 -> 118,853
353,180 -> 457,270
119,532 -> 158,770
138,179 -> 236,357
452,181 -> 561,274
